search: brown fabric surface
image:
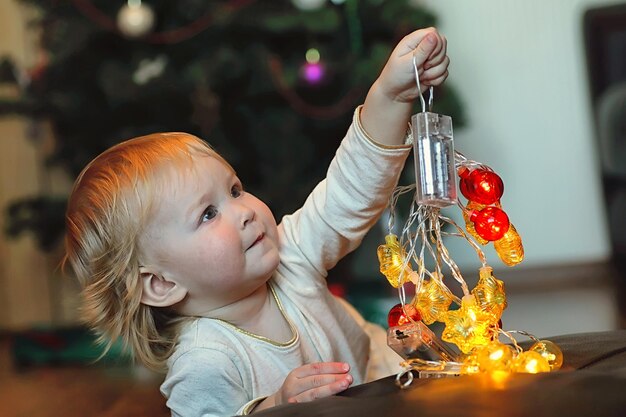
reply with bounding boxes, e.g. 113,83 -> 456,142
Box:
252,330 -> 626,417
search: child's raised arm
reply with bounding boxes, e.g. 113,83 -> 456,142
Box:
361,27 -> 449,146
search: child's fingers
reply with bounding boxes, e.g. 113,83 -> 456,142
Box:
287,374 -> 353,403
397,27 -> 439,56
291,362 -> 349,378
411,32 -> 439,68
424,36 -> 447,69
423,70 -> 449,87
422,56 -> 450,81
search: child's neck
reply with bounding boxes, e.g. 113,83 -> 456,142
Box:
221,283 -> 293,344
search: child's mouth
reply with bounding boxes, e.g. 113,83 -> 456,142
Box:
249,233 -> 264,249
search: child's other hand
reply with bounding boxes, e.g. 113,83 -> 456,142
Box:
273,362 -> 353,405
376,27 -> 449,103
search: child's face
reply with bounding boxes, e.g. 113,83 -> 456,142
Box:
139,154 -> 280,315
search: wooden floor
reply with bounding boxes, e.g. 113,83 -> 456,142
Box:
0,339 -> 169,417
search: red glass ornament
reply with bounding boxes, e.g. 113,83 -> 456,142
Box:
387,303 -> 422,328
470,206 -> 510,241
459,168 -> 504,205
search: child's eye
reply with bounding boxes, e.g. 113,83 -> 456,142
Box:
201,205 -> 218,222
231,184 -> 243,198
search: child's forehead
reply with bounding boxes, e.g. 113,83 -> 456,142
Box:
158,153 -> 235,191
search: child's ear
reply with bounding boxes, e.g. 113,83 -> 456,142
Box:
139,268 -> 187,307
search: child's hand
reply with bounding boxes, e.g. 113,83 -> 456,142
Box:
259,362 -> 353,409
360,27 -> 449,146
376,27 -> 449,103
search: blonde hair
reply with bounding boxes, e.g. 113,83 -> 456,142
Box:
63,132 -> 228,372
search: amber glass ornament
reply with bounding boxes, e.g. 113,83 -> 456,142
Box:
462,201 -> 488,245
511,351 -> 551,374
494,223 -> 524,266
529,340 -> 563,371
413,273 -> 453,325
469,206 -> 510,241
377,234 -> 412,288
441,295 -> 493,353
458,167 -> 504,205
471,266 -> 507,320
387,303 -> 422,328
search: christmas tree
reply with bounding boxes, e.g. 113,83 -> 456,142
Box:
0,0 -> 464,251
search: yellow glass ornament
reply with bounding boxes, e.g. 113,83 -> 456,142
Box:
529,340 -> 563,371
377,234 -> 412,288
413,272 -> 453,324
494,223 -> 524,266
471,266 -> 507,320
462,201 -> 488,245
441,295 -> 493,354
475,342 -> 514,373
511,351 -> 551,374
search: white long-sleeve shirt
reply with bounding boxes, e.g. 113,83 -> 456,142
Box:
160,107 -> 412,417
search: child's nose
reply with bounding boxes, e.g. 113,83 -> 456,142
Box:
236,201 -> 255,228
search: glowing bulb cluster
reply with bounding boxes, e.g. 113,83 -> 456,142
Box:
378,149 -> 562,379
378,232 -> 562,376
460,340 -> 561,374
458,166 -> 524,266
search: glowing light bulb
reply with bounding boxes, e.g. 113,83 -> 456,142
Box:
387,303 -> 422,328
441,295 -> 493,353
475,342 -> 514,373
529,340 -> 563,371
469,206 -> 510,241
512,351 -> 551,374
459,167 -> 504,205
414,273 -> 453,324
377,234 -> 412,288
494,223 -> 524,266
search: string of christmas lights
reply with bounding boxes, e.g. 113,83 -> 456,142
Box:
379,55 -> 562,384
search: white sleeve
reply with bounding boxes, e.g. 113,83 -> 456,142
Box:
278,106 -> 411,283
162,348 -> 248,417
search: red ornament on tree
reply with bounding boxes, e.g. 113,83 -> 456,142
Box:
458,167 -> 504,205
469,206 -> 510,241
387,303 -> 422,327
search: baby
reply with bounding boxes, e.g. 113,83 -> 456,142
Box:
64,27 -> 449,416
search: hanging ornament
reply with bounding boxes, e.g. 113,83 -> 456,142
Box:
292,0 -> 327,11
493,223 -> 524,266
458,167 -> 504,205
132,54 -> 168,85
117,0 -> 156,38
300,48 -> 325,85
469,206 -> 510,241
